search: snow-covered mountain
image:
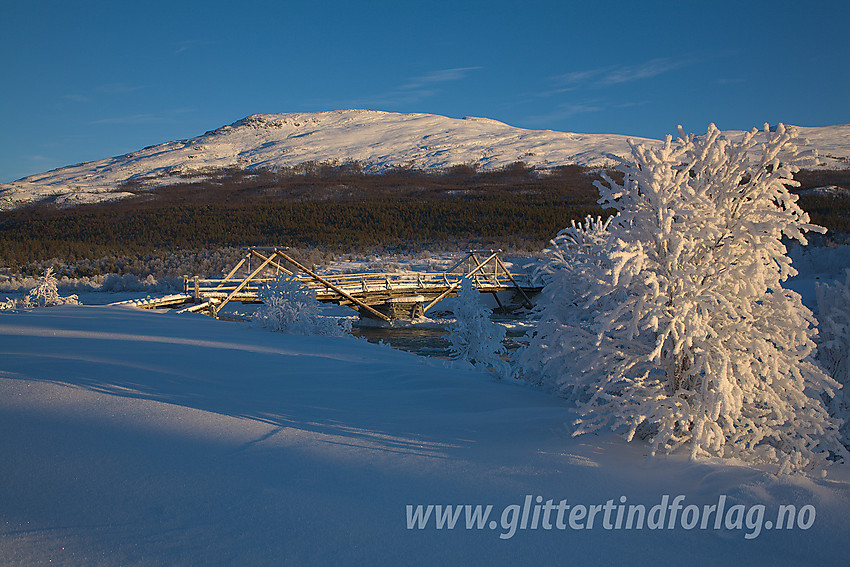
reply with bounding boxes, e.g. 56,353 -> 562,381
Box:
1,109 -> 848,210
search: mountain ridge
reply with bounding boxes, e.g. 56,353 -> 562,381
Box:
2,109 -> 848,210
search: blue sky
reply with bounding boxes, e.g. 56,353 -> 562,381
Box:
1,0 -> 848,182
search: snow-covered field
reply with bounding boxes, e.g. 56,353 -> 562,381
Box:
1,295 -> 850,565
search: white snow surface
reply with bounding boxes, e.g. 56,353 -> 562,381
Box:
3,109 -> 847,210
1,304 -> 850,565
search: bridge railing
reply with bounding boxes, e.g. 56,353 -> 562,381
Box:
184,247 -> 538,319
185,271 -> 536,299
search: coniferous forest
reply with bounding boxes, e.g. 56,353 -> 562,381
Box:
1,162 -> 848,276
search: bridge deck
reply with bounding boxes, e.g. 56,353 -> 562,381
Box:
189,272 -> 538,301
124,248 -> 542,319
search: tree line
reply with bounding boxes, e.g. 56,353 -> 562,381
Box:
0,162 -> 847,274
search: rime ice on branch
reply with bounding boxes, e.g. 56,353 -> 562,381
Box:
522,123 -> 845,472
0,268 -> 80,309
816,270 -> 850,448
253,274 -> 351,336
445,278 -> 510,378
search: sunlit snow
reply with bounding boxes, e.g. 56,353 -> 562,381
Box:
2,110 -> 847,210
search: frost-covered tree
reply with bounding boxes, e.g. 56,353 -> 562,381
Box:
0,269 -> 81,309
520,215 -> 613,351
522,124 -> 844,472
445,278 -> 510,378
816,270 -> 850,447
253,274 -> 351,336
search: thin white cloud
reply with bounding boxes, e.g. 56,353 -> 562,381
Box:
62,94 -> 93,103
613,100 -> 649,109
174,39 -> 211,54
597,58 -> 686,86
58,84 -> 144,107
94,83 -> 145,95
552,67 -> 615,90
332,66 -> 483,109
401,67 -> 483,90
90,114 -> 161,125
89,107 -> 197,125
524,102 -> 603,125
553,57 -> 689,89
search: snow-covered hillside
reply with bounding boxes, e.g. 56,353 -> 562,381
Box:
1,110 -> 848,210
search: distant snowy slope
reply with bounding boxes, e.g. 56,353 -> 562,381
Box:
1,110 -> 847,210
720,124 -> 850,167
0,110 -> 656,210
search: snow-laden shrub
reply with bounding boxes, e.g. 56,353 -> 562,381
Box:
0,272 -> 184,294
522,124 -> 845,473
25,269 -> 81,307
253,274 -> 351,336
1,269 -> 81,310
93,273 -> 183,293
445,278 -> 510,378
522,215 -> 613,350
0,274 -> 41,293
816,270 -> 850,447
99,273 -> 150,292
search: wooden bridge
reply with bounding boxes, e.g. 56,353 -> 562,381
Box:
125,247 -> 542,321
